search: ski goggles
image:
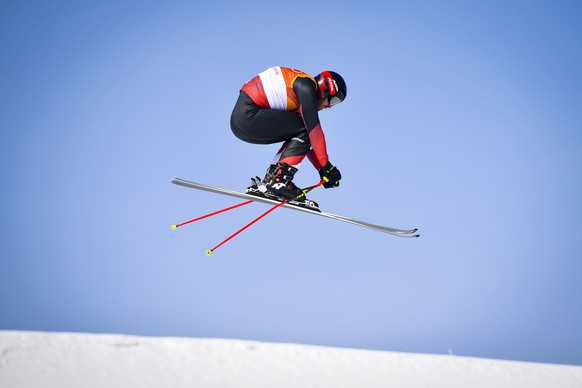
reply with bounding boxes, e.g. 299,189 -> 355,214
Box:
328,90 -> 345,107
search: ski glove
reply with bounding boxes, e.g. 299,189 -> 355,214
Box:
319,162 -> 342,188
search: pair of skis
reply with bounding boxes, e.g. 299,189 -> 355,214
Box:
171,177 -> 419,255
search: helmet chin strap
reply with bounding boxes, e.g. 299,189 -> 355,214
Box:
316,74 -> 327,99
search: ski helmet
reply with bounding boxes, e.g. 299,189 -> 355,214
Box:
316,70 -> 347,106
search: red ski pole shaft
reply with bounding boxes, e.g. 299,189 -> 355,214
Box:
171,200 -> 253,230
206,179 -> 326,256
205,200 -> 286,256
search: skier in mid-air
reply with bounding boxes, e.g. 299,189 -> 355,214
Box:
172,67 -> 417,249
230,66 -> 347,208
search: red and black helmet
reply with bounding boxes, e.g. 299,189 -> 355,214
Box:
316,70 -> 347,106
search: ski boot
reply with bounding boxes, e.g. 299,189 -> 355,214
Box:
246,163 -> 320,211
246,164 -> 276,196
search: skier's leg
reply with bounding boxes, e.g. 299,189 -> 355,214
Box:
230,92 -> 308,146
231,92 -> 311,200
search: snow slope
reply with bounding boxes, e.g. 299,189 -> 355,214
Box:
1,331 -> 581,388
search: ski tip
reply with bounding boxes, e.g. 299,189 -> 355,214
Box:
206,249 -> 213,256
171,224 -> 177,230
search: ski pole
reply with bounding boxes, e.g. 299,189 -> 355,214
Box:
171,182 -> 323,230
171,200 -> 253,230
206,179 -> 327,256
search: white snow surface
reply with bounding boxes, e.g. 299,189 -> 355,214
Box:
1,331 -> 581,388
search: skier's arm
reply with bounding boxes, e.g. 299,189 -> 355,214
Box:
293,77 -> 328,169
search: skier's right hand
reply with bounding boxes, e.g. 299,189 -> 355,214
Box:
319,162 -> 342,188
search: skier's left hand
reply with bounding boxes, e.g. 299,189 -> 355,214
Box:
319,162 -> 342,188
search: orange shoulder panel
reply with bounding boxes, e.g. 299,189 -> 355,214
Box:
280,68 -> 316,111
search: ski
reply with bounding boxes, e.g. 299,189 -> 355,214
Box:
172,178 -> 419,238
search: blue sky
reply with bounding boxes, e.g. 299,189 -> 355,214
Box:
1,0 -> 581,366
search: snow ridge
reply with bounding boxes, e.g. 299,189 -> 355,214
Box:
1,331 -> 581,388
